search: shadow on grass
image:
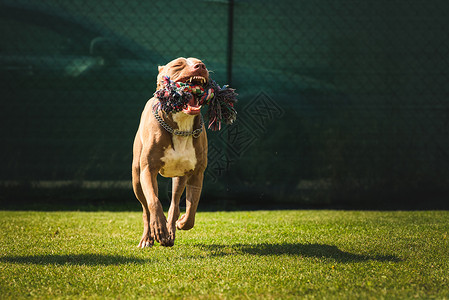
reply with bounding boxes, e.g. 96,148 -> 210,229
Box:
0,254 -> 148,266
197,243 -> 401,263
1,243 -> 401,265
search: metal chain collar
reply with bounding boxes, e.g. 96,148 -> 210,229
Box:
152,105 -> 204,138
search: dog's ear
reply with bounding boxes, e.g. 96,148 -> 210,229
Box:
158,65 -> 165,73
156,72 -> 163,91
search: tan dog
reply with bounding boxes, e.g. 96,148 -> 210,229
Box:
132,57 -> 209,247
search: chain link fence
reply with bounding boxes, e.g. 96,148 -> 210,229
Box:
1,0 -> 448,207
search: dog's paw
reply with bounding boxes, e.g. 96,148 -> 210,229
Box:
164,224 -> 176,247
176,214 -> 195,231
150,217 -> 170,246
163,239 -> 174,247
138,234 -> 154,248
175,215 -> 185,230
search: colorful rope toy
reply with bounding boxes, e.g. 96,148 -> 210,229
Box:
154,76 -> 237,131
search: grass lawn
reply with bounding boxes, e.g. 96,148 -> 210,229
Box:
1,210 -> 448,299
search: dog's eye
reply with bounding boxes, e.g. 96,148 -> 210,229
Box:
173,62 -> 184,68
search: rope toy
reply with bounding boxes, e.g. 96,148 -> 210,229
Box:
154,76 -> 237,131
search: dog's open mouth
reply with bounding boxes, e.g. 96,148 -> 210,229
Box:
183,96 -> 201,115
181,76 -> 207,115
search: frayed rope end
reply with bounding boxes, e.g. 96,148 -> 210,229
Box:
205,80 -> 238,131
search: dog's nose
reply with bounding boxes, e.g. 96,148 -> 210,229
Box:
193,63 -> 206,70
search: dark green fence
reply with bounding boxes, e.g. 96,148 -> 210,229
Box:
1,0 -> 448,208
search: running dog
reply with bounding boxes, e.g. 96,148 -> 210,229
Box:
132,57 -> 209,247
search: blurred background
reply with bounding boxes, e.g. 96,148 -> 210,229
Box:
1,0 -> 448,210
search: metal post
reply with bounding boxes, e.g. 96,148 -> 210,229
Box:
226,0 -> 234,86
223,0 -> 235,208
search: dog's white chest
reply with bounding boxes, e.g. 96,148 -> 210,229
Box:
159,113 -> 197,177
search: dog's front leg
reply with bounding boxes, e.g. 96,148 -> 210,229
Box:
166,176 -> 188,246
176,172 -> 203,230
140,166 -> 170,246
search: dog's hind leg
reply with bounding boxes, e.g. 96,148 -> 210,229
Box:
176,172 -> 203,231
137,203 -> 153,248
132,135 -> 154,248
166,176 -> 188,246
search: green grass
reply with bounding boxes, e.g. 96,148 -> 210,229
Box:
1,210 -> 448,299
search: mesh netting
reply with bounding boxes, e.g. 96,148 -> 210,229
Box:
1,0 -> 448,205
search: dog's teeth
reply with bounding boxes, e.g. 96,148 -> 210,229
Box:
188,76 -> 206,84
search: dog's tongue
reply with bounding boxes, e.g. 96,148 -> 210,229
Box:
183,96 -> 202,115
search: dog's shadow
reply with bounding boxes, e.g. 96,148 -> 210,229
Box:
197,243 -> 401,263
0,254 -> 148,266
0,243 -> 401,266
